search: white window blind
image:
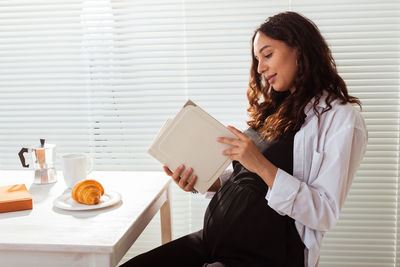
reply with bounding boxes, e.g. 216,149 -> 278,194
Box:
0,1 -> 399,266
0,0 -> 91,163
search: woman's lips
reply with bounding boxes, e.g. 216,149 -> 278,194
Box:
266,73 -> 277,84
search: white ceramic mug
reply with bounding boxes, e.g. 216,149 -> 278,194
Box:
62,153 -> 94,188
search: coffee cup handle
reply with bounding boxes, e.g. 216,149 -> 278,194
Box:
87,157 -> 94,174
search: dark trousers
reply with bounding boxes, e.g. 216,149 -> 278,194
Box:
120,230 -> 255,267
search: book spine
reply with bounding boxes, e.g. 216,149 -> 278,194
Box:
0,199 -> 33,213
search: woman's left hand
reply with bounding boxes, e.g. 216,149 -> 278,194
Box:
217,125 -> 266,174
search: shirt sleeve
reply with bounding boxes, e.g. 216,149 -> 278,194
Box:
266,124 -> 367,231
205,165 -> 233,199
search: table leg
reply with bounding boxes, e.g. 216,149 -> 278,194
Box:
160,182 -> 172,244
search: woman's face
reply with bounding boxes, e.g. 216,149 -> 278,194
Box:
253,31 -> 298,93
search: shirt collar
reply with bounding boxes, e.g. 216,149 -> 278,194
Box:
304,90 -> 330,116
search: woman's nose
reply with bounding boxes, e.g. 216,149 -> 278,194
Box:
257,60 -> 267,74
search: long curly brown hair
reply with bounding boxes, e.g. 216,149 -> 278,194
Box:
247,12 -> 361,140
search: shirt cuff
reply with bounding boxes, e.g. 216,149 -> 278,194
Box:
205,190 -> 216,199
219,168 -> 233,185
266,168 -> 301,215
205,168 -> 233,199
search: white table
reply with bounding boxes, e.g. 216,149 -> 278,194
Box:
0,170 -> 172,267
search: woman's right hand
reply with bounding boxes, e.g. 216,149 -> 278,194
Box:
163,165 -> 197,192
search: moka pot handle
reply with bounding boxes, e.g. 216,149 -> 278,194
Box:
18,148 -> 29,168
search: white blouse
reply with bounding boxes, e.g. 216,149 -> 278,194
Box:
215,92 -> 368,267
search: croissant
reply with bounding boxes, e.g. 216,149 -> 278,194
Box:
71,179 -> 104,205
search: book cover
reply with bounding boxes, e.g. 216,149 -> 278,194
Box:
148,100 -> 236,194
0,184 -> 33,213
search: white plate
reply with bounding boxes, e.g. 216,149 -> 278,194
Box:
53,191 -> 121,211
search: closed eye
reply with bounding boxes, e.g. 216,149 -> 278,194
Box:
265,53 -> 272,59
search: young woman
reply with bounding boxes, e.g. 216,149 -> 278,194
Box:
121,11 -> 367,267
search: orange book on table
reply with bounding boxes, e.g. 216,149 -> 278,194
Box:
0,184 -> 33,213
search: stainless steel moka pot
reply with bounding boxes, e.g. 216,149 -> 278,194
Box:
18,139 -> 57,184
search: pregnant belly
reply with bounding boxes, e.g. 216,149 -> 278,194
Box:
203,180 -> 290,265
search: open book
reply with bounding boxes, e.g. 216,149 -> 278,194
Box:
148,100 -> 236,194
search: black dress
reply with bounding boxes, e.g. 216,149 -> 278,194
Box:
121,128 -> 305,267
203,128 -> 304,266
